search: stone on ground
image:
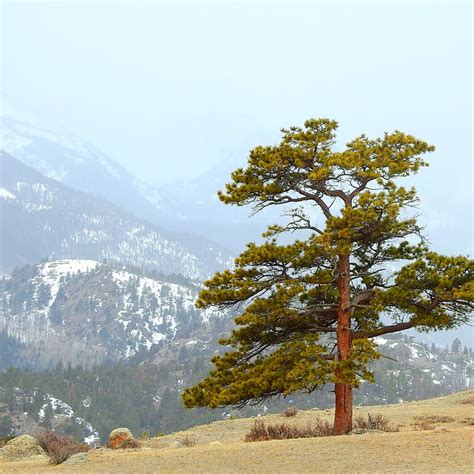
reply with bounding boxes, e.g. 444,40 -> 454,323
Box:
62,452 -> 89,465
209,441 -> 223,446
168,440 -> 183,449
108,428 -> 135,449
0,434 -> 47,461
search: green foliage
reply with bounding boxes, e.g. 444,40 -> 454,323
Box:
183,118 -> 473,410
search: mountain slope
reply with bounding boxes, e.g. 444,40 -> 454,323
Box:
0,152 -> 232,279
1,115 -> 269,252
1,390 -> 473,472
1,116 -> 174,223
0,259 -> 231,369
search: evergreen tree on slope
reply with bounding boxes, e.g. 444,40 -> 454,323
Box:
183,119 -> 473,434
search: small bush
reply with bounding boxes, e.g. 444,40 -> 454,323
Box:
459,396 -> 474,405
413,419 -> 434,431
245,419 -> 333,442
461,417 -> 474,426
354,413 -> 399,432
178,435 -> 197,447
140,431 -> 149,440
414,415 -> 455,424
281,407 -> 298,417
35,431 -> 89,465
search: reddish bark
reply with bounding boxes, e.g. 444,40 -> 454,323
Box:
333,253 -> 353,434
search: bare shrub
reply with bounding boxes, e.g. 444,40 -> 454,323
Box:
245,418 -> 333,442
178,435 -> 197,447
354,413 -> 399,432
414,415 -> 455,424
459,396 -> 474,405
461,417 -> 474,426
413,419 -> 434,431
34,431 -> 89,465
281,407 -> 298,417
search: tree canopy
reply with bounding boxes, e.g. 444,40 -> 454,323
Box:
182,118 -> 473,433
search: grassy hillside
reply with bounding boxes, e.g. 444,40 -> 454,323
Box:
3,390 -> 474,473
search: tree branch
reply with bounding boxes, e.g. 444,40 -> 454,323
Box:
352,322 -> 414,339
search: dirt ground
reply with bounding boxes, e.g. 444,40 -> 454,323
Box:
2,390 -> 473,473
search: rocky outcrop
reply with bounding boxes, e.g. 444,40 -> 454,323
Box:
107,428 -> 138,449
0,434 -> 47,461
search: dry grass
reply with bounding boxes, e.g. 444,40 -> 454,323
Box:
459,396 -> 474,405
5,427 -> 473,473
245,418 -> 333,442
2,390 -> 473,473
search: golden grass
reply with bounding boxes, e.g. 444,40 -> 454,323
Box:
2,390 -> 473,473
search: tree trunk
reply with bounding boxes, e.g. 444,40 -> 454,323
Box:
333,253 -> 353,434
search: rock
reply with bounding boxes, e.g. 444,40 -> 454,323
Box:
0,434 -> 47,461
349,428 -> 383,435
168,441 -> 183,449
209,441 -> 223,447
434,426 -> 448,432
62,452 -> 88,465
108,428 -> 135,449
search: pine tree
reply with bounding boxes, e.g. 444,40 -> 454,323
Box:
182,118 -> 474,434
451,338 -> 462,353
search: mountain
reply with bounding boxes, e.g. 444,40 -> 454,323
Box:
1,116 -> 175,224
0,334 -> 471,443
1,115 -> 268,252
0,258 -> 231,370
0,152 -> 233,279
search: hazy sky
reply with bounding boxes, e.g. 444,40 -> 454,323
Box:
1,1 -> 473,252
2,1 -> 471,181
1,1 -> 472,344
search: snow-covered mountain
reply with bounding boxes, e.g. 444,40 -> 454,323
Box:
366,336 -> 473,403
0,152 -> 232,279
1,116 -> 175,224
0,259 -> 231,369
1,115 -> 267,252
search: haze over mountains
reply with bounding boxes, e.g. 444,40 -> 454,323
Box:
1,116 -> 268,252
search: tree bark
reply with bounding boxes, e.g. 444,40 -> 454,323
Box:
333,253 -> 353,434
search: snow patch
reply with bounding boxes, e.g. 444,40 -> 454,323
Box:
0,187 -> 16,200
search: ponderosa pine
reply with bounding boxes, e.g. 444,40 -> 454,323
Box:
182,119 -> 473,434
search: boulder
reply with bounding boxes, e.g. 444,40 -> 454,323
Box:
434,426 -> 448,432
62,452 -> 88,465
168,441 -> 183,449
0,434 -> 47,461
108,428 -> 135,449
209,441 -> 223,447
